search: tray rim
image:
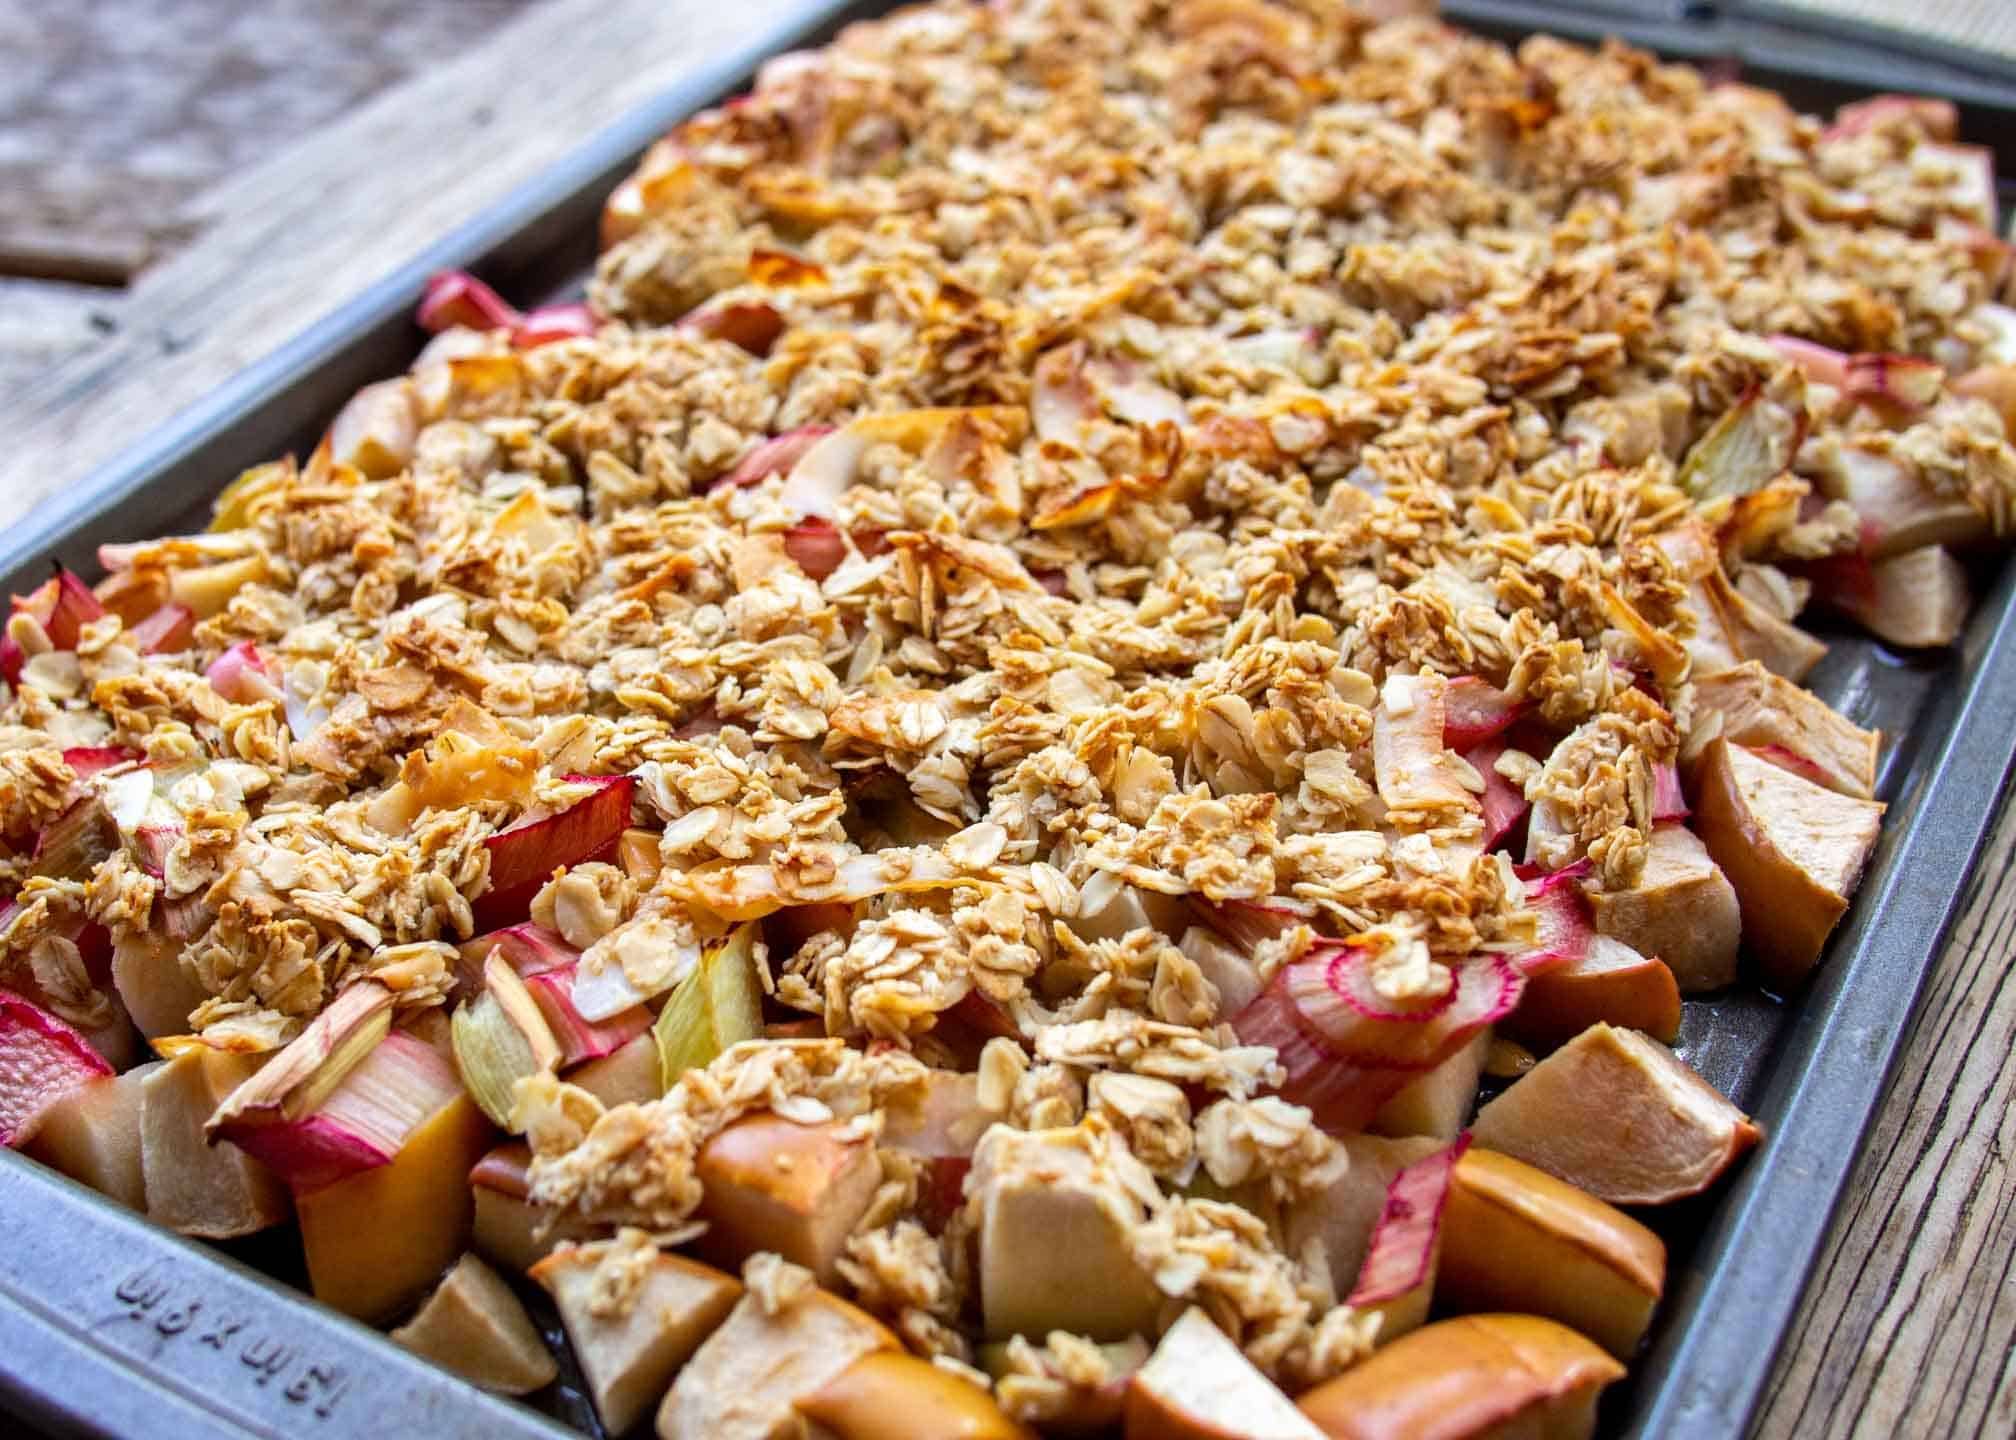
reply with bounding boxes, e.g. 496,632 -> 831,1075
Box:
4,3 -> 2016,1437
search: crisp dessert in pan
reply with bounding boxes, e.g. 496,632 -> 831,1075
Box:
4,0 -> 2014,1435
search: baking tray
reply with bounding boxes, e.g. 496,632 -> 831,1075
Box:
4,2 -> 2016,1437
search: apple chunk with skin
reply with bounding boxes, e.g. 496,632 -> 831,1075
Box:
1580,824 -> 1740,994
799,1350 -> 1035,1440
973,1120 -> 1166,1342
1689,661 -> 1879,800
141,1049 -> 291,1239
1370,1030 -> 1489,1141
297,1092 -> 494,1324
1295,1314 -> 1624,1440
1123,1307 -> 1324,1440
1504,936 -> 1681,1049
469,1141 -> 601,1273
390,1252 -> 557,1395
1439,1149 -> 1666,1359
695,1113 -> 882,1286
533,1242 -> 742,1435
656,1285 -> 897,1440
25,1061 -> 159,1209
1470,1023 -> 1760,1206
1692,738 -> 1885,990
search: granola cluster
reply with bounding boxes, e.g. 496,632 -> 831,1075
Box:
6,0 -> 2015,1419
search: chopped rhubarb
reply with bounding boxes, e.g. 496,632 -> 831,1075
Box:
654,925 -> 764,1085
1443,676 -> 1523,749
1843,353 -> 1944,416
453,954 -> 563,1128
1767,335 -> 1849,389
716,425 -> 834,491
126,603 -> 196,654
457,921 -> 578,993
1188,894 -> 1313,953
524,964 -> 651,1066
0,989 -> 114,1146
1513,863 -> 1596,979
512,301 -> 597,349
474,774 -> 636,929
1464,737 -> 1532,851
417,269 -> 522,333
1348,1135 -> 1470,1343
1827,93 -> 1958,141
204,640 -> 284,704
1232,945 -> 1522,1133
1652,762 -> 1688,822
60,745 -> 143,781
207,981 -> 395,1137
31,795 -> 118,882
44,568 -> 109,650
781,519 -> 889,581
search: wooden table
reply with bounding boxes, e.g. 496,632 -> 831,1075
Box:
1,0 -> 2011,1434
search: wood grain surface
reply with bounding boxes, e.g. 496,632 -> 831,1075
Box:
2,1 -> 2013,1437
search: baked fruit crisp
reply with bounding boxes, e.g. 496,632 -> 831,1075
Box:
4,1 -> 2014,1435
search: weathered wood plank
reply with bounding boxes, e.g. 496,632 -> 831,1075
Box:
1753,792 -> 2016,1438
0,0 -> 799,528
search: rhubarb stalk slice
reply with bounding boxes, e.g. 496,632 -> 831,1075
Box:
222,1030 -> 466,1195
654,925 -> 764,1086
453,954 -> 563,1128
0,990 -> 114,1146
1348,1134 -> 1471,1344
474,775 -> 636,930
1232,946 -> 1523,1133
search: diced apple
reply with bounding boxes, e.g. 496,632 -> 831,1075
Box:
329,380 -> 419,480
569,1031 -> 664,1108
111,933 -> 212,1038
141,1049 -> 291,1238
881,1067 -> 991,1158
1955,365 -> 2016,435
1690,662 -> 1879,800
1439,1148 -> 1666,1359
694,1114 -> 882,1285
974,1121 -> 1165,1341
1470,1023 -> 1760,1206
1693,738 -> 1885,989
24,1061 -> 158,1209
656,1286 -> 898,1440
390,1252 -> 558,1394
297,1093 -> 494,1324
1578,825 -> 1739,993
800,1350 -> 1035,1440
169,553 -> 268,619
1814,544 -> 1970,649
1295,1314 -> 1624,1440
1122,1307 -> 1322,1440
1505,936 -> 1681,1049
1068,871 -> 1190,944
533,1241 -> 742,1434
1178,925 -> 1263,1018
1814,444 -> 1988,559
1369,1030 -> 1489,1141
469,1141 -> 601,1273
1282,1135 -> 1443,1299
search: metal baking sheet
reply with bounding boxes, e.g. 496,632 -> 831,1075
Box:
4,3 -> 2016,1436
